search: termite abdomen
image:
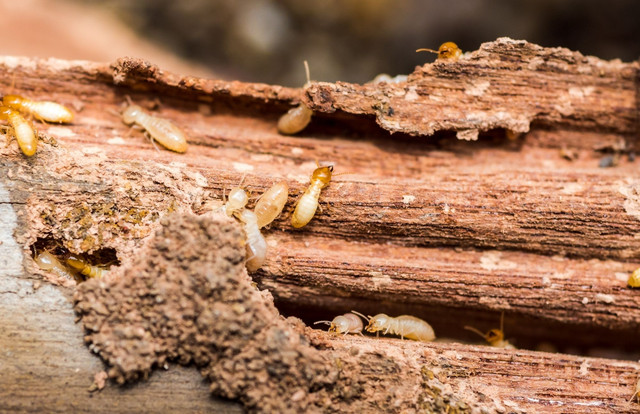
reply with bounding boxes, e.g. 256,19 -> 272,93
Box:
255,181 -> 289,228
0,105 -> 37,156
3,94 -> 74,123
121,104 -> 188,153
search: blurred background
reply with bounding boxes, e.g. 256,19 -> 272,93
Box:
1,0 -> 638,86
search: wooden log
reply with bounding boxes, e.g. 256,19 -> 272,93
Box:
304,37 -> 639,139
308,330 -> 640,414
0,37 -> 639,412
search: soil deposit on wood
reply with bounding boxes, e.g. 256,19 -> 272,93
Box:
74,213 -> 490,413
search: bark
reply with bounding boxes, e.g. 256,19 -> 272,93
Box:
1,37 -> 640,412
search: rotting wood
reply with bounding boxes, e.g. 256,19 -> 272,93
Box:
0,37 -> 639,412
72,211 -> 640,414
309,330 -> 640,414
304,37 -> 639,140
259,233 -> 640,330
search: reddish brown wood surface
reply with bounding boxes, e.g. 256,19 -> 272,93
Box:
1,37 -> 640,412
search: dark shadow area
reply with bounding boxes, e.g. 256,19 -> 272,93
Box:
274,295 -> 640,361
31,237 -> 119,283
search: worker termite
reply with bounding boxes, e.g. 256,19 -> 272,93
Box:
628,268 -> 640,288
121,101 -> 188,153
0,106 -> 37,156
224,187 -> 249,217
416,42 -> 463,61
277,61 -> 313,135
630,376 -> 640,403
66,254 -> 109,279
351,311 -> 436,342
464,313 -> 515,349
3,94 -> 74,123
222,176 -> 250,217
34,251 -> 78,282
291,164 -> 333,228
314,312 -> 364,336
235,208 -> 267,272
254,181 -> 289,228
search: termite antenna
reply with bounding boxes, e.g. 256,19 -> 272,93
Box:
500,311 -> 505,333
416,48 -> 438,54
303,60 -> 311,87
125,95 -> 134,106
464,325 -> 487,340
238,172 -> 247,187
313,320 -> 332,326
350,310 -> 370,322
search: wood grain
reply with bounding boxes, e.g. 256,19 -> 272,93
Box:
0,37 -> 639,412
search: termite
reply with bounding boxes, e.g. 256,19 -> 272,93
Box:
224,187 -> 249,217
351,311 -> 435,342
254,181 -> 289,228
277,61 -> 313,135
34,251 -> 78,282
0,106 -> 37,156
628,268 -> 640,288
291,164 -> 333,228
314,312 -> 364,336
2,94 -> 74,123
235,208 -> 267,272
222,176 -> 250,217
464,313 -> 515,349
66,254 -> 109,279
121,101 -> 188,153
630,376 -> 640,403
416,41 -> 462,61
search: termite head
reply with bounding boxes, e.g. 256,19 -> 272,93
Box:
2,95 -> 23,109
465,314 -> 506,347
484,329 -> 505,345
628,268 -> 640,288
364,313 -> 389,333
311,165 -> 333,187
227,187 -> 249,209
122,105 -> 144,124
437,42 -> 462,60
315,313 -> 363,334
416,42 -> 462,61
315,315 -> 350,334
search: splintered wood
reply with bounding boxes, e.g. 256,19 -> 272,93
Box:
1,37 -> 640,413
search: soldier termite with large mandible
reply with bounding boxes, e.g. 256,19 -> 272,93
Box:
3,95 -> 74,123
314,312 -> 364,336
121,101 -> 188,153
352,311 -> 435,342
464,313 -> 515,349
277,61 -> 313,135
291,164 -> 333,228
0,106 -> 37,156
254,181 -> 289,228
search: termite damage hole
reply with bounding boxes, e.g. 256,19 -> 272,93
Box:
31,237 -> 119,285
